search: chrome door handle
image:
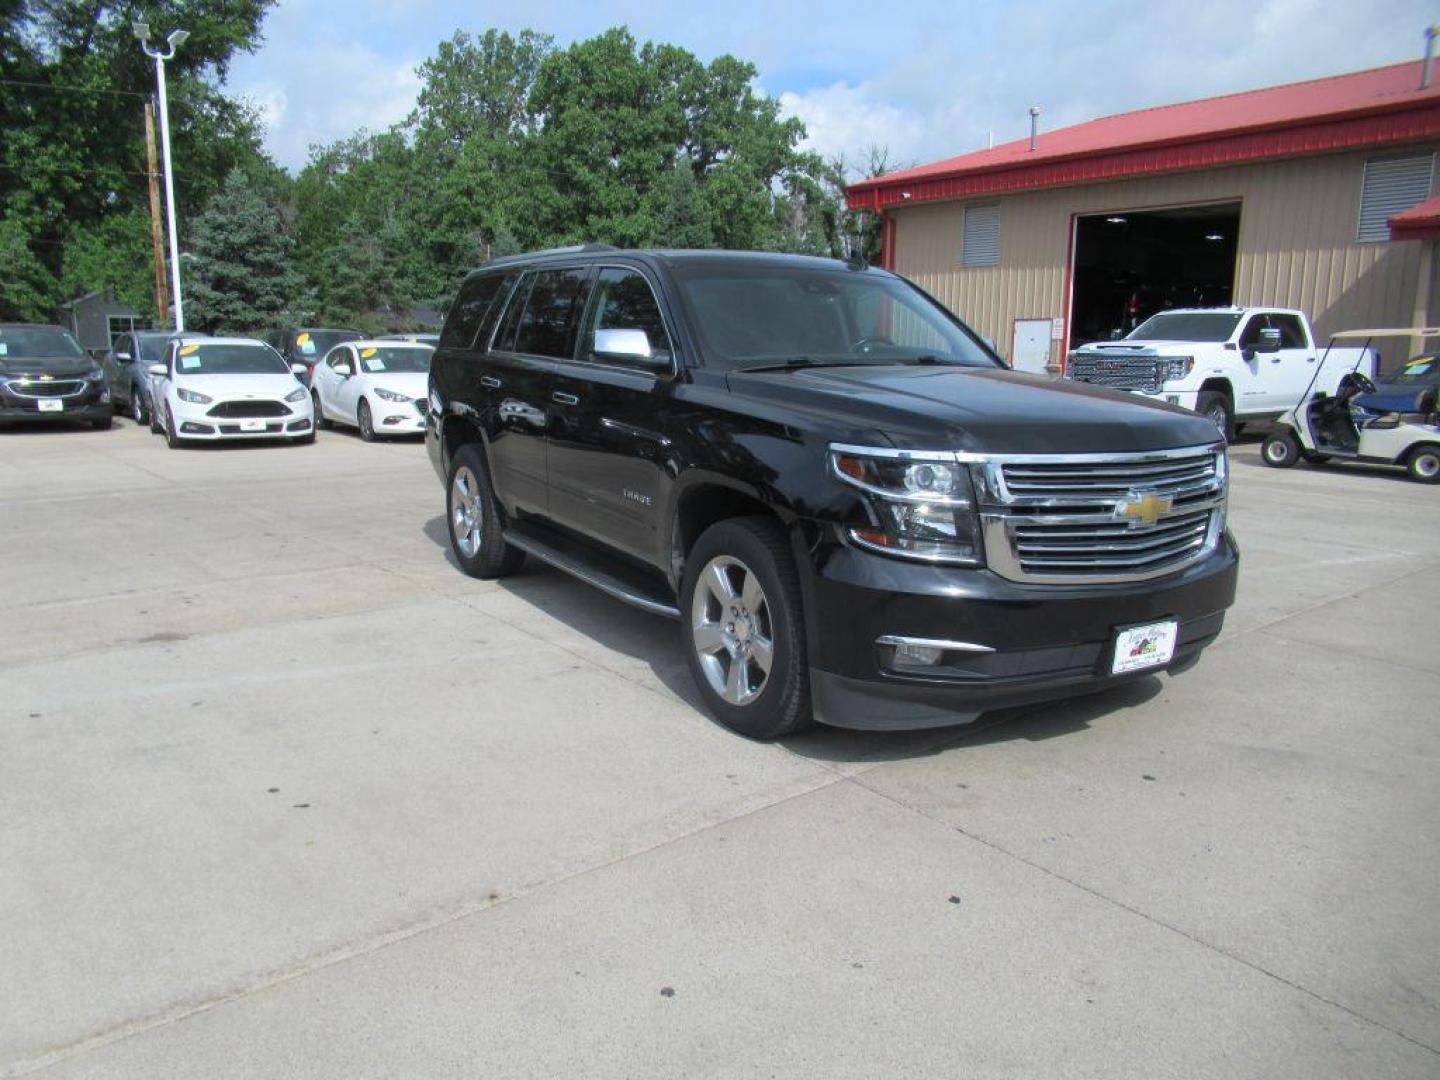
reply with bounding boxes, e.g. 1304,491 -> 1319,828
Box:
552,391 -> 579,406
480,375 -> 502,388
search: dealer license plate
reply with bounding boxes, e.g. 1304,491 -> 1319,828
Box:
1111,620 -> 1178,675
37,398 -> 63,412
239,418 -> 267,432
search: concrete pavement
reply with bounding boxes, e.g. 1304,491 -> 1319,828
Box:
2,419 -> 1437,1077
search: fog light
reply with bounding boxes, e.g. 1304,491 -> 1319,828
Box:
895,642 -> 945,667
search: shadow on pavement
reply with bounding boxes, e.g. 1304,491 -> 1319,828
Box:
420,514 -> 1164,763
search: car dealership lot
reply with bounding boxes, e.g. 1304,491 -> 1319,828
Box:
2,420 -> 1437,1078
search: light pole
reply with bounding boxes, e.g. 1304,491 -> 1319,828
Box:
134,22 -> 189,331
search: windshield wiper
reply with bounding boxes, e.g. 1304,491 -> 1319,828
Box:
733,356 -> 877,373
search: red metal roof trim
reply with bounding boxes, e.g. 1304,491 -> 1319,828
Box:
1389,192 -> 1440,241
847,61 -> 1440,210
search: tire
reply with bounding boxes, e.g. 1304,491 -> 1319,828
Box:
358,399 -> 376,442
92,416 -> 112,430
163,404 -> 181,450
446,443 -> 524,578
130,388 -> 148,426
1261,428 -> 1301,468
312,391 -> 328,430
681,516 -> 813,740
1406,444 -> 1440,484
1196,390 -> 1234,442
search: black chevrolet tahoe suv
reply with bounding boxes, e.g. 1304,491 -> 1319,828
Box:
426,247 -> 1239,739
0,323 -> 113,429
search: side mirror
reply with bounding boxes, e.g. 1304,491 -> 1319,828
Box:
336,364 -> 354,378
594,328 -> 665,366
147,363 -> 167,377
290,363 -> 308,376
1256,327 -> 1282,354
115,351 -> 133,363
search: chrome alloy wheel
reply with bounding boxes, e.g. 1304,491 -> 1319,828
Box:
1414,450 -> 1440,480
691,555 -> 774,706
450,466 -> 484,557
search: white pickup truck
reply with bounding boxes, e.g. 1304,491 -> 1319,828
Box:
1065,307 -> 1375,439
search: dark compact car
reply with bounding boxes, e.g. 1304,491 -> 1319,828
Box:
102,329 -> 200,425
425,247 -> 1240,739
0,323 -> 113,429
265,327 -> 364,386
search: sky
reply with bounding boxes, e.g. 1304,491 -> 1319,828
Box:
227,0 -> 1434,174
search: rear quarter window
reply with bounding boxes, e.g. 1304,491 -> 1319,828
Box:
441,273 -> 511,350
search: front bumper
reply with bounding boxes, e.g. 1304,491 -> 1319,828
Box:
172,399 -> 312,440
803,532 -> 1239,730
370,398 -> 426,435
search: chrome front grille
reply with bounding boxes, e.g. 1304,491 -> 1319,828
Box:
5,378 -> 85,398
1066,354 -> 1163,392
975,445 -> 1227,584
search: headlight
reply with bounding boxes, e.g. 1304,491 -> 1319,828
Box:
373,387 -> 411,403
86,368 -> 106,382
829,446 -> 982,565
176,387 -> 212,404
285,387 -> 307,402
1165,356 -> 1194,381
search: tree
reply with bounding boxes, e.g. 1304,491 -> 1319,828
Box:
0,1 -> 278,320
185,168 -> 306,332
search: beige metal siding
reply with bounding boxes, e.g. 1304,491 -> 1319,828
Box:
891,147 -> 1439,365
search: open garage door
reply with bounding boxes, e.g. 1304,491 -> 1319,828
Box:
1068,202 -> 1240,350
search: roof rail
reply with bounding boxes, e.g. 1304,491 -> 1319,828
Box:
481,243 -> 620,269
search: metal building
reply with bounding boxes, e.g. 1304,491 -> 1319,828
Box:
846,61 -> 1440,373
57,288 -> 149,355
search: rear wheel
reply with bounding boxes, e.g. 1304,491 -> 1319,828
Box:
1196,390 -> 1234,442
1262,428 -> 1301,468
682,516 -> 813,740
446,444 -> 524,578
358,399 -> 376,442
1406,444 -> 1440,484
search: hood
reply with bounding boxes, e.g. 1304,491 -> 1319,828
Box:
174,373 -> 302,399
727,364 -> 1219,455
0,355 -> 100,378
1072,340 -> 1199,354
364,371 -> 428,396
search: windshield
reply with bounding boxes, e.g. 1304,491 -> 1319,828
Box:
293,329 -> 362,358
1389,356 -> 1440,384
134,336 -> 175,363
358,346 -> 431,374
0,326 -> 86,359
175,343 -> 289,376
1127,312 -> 1242,342
669,263 -> 999,371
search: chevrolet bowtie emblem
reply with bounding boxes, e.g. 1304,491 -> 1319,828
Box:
1115,491 -> 1172,526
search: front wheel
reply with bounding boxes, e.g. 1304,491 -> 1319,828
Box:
163,404 -> 181,450
1196,390 -> 1234,442
1262,428 -> 1301,468
358,399 -> 377,442
1406,445 -> 1440,484
446,444 -> 525,578
312,391 -> 328,430
682,516 -> 813,740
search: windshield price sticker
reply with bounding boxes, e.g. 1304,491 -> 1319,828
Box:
0,343 -> 7,356
179,356 -> 201,370
1112,620 -> 1178,675
361,347 -> 377,358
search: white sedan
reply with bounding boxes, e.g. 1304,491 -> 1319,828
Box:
147,337 -> 315,448
310,340 -> 432,440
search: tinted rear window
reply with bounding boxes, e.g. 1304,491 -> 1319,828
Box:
441,274 -> 510,350
513,268 -> 591,359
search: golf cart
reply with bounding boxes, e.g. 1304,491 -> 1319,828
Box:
1261,327 -> 1440,483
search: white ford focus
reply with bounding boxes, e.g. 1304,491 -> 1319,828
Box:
310,340 -> 432,440
148,337 -> 315,448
